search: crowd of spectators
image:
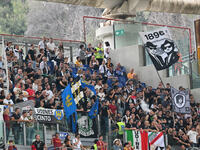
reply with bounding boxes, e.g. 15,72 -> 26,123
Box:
0,37 -> 200,150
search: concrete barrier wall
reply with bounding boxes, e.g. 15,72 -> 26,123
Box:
191,88 -> 200,102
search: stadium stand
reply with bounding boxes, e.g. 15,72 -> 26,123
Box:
0,37 -> 199,150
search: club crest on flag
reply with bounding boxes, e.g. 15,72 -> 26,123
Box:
174,93 -> 186,108
66,95 -> 73,107
78,116 -> 94,137
171,87 -> 191,113
54,109 -> 64,120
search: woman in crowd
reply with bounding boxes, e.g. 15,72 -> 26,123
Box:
63,135 -> 73,150
89,55 -> 99,71
113,139 -> 123,150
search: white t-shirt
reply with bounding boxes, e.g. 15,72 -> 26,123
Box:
99,64 -> 107,74
3,99 -> 14,105
72,138 -> 82,150
13,49 -> 20,59
104,46 -> 111,58
95,85 -> 102,91
32,83 -> 38,92
98,92 -> 105,99
46,90 -> 54,100
47,42 -> 56,51
20,115 -> 29,121
38,40 -> 45,49
187,130 -> 198,143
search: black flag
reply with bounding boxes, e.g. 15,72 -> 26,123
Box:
140,28 -> 179,70
171,87 -> 191,114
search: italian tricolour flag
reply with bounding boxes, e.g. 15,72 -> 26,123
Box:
125,130 -> 165,150
125,130 -> 148,150
148,132 -> 165,150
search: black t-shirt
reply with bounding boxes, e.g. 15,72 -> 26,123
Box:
168,134 -> 178,146
32,140 -> 45,150
126,122 -> 136,128
165,116 -> 173,128
16,98 -> 24,103
26,67 -> 34,74
143,125 -> 150,129
12,113 -> 20,126
101,105 -> 108,117
34,73 -> 41,80
28,49 -> 36,61
0,95 -> 5,105
45,101 -> 55,109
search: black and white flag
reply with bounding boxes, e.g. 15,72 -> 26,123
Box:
139,27 -> 179,70
71,79 -> 84,104
171,87 -> 191,114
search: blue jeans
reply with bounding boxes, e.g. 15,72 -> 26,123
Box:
13,126 -> 20,144
26,127 -> 34,145
6,127 -> 10,142
47,61 -> 54,74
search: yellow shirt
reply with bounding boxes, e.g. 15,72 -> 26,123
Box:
127,72 -> 136,79
75,60 -> 83,68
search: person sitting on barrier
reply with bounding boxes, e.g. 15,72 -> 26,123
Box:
113,139 -> 123,150
97,135 -> 107,150
72,133 -> 85,150
63,135 -> 73,150
52,132 -> 62,150
31,134 -> 46,150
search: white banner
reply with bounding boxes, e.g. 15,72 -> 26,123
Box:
139,27 -> 171,44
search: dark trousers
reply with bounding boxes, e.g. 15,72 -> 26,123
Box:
6,127 -> 10,142
87,56 -> 91,65
100,116 -> 108,135
81,59 -> 86,65
97,58 -> 103,66
13,126 -> 20,144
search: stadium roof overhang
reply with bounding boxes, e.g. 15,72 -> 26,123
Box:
36,0 -> 200,18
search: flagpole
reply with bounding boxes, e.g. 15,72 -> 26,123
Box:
155,68 -> 166,88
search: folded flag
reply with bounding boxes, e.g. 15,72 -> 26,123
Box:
88,98 -> 99,119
